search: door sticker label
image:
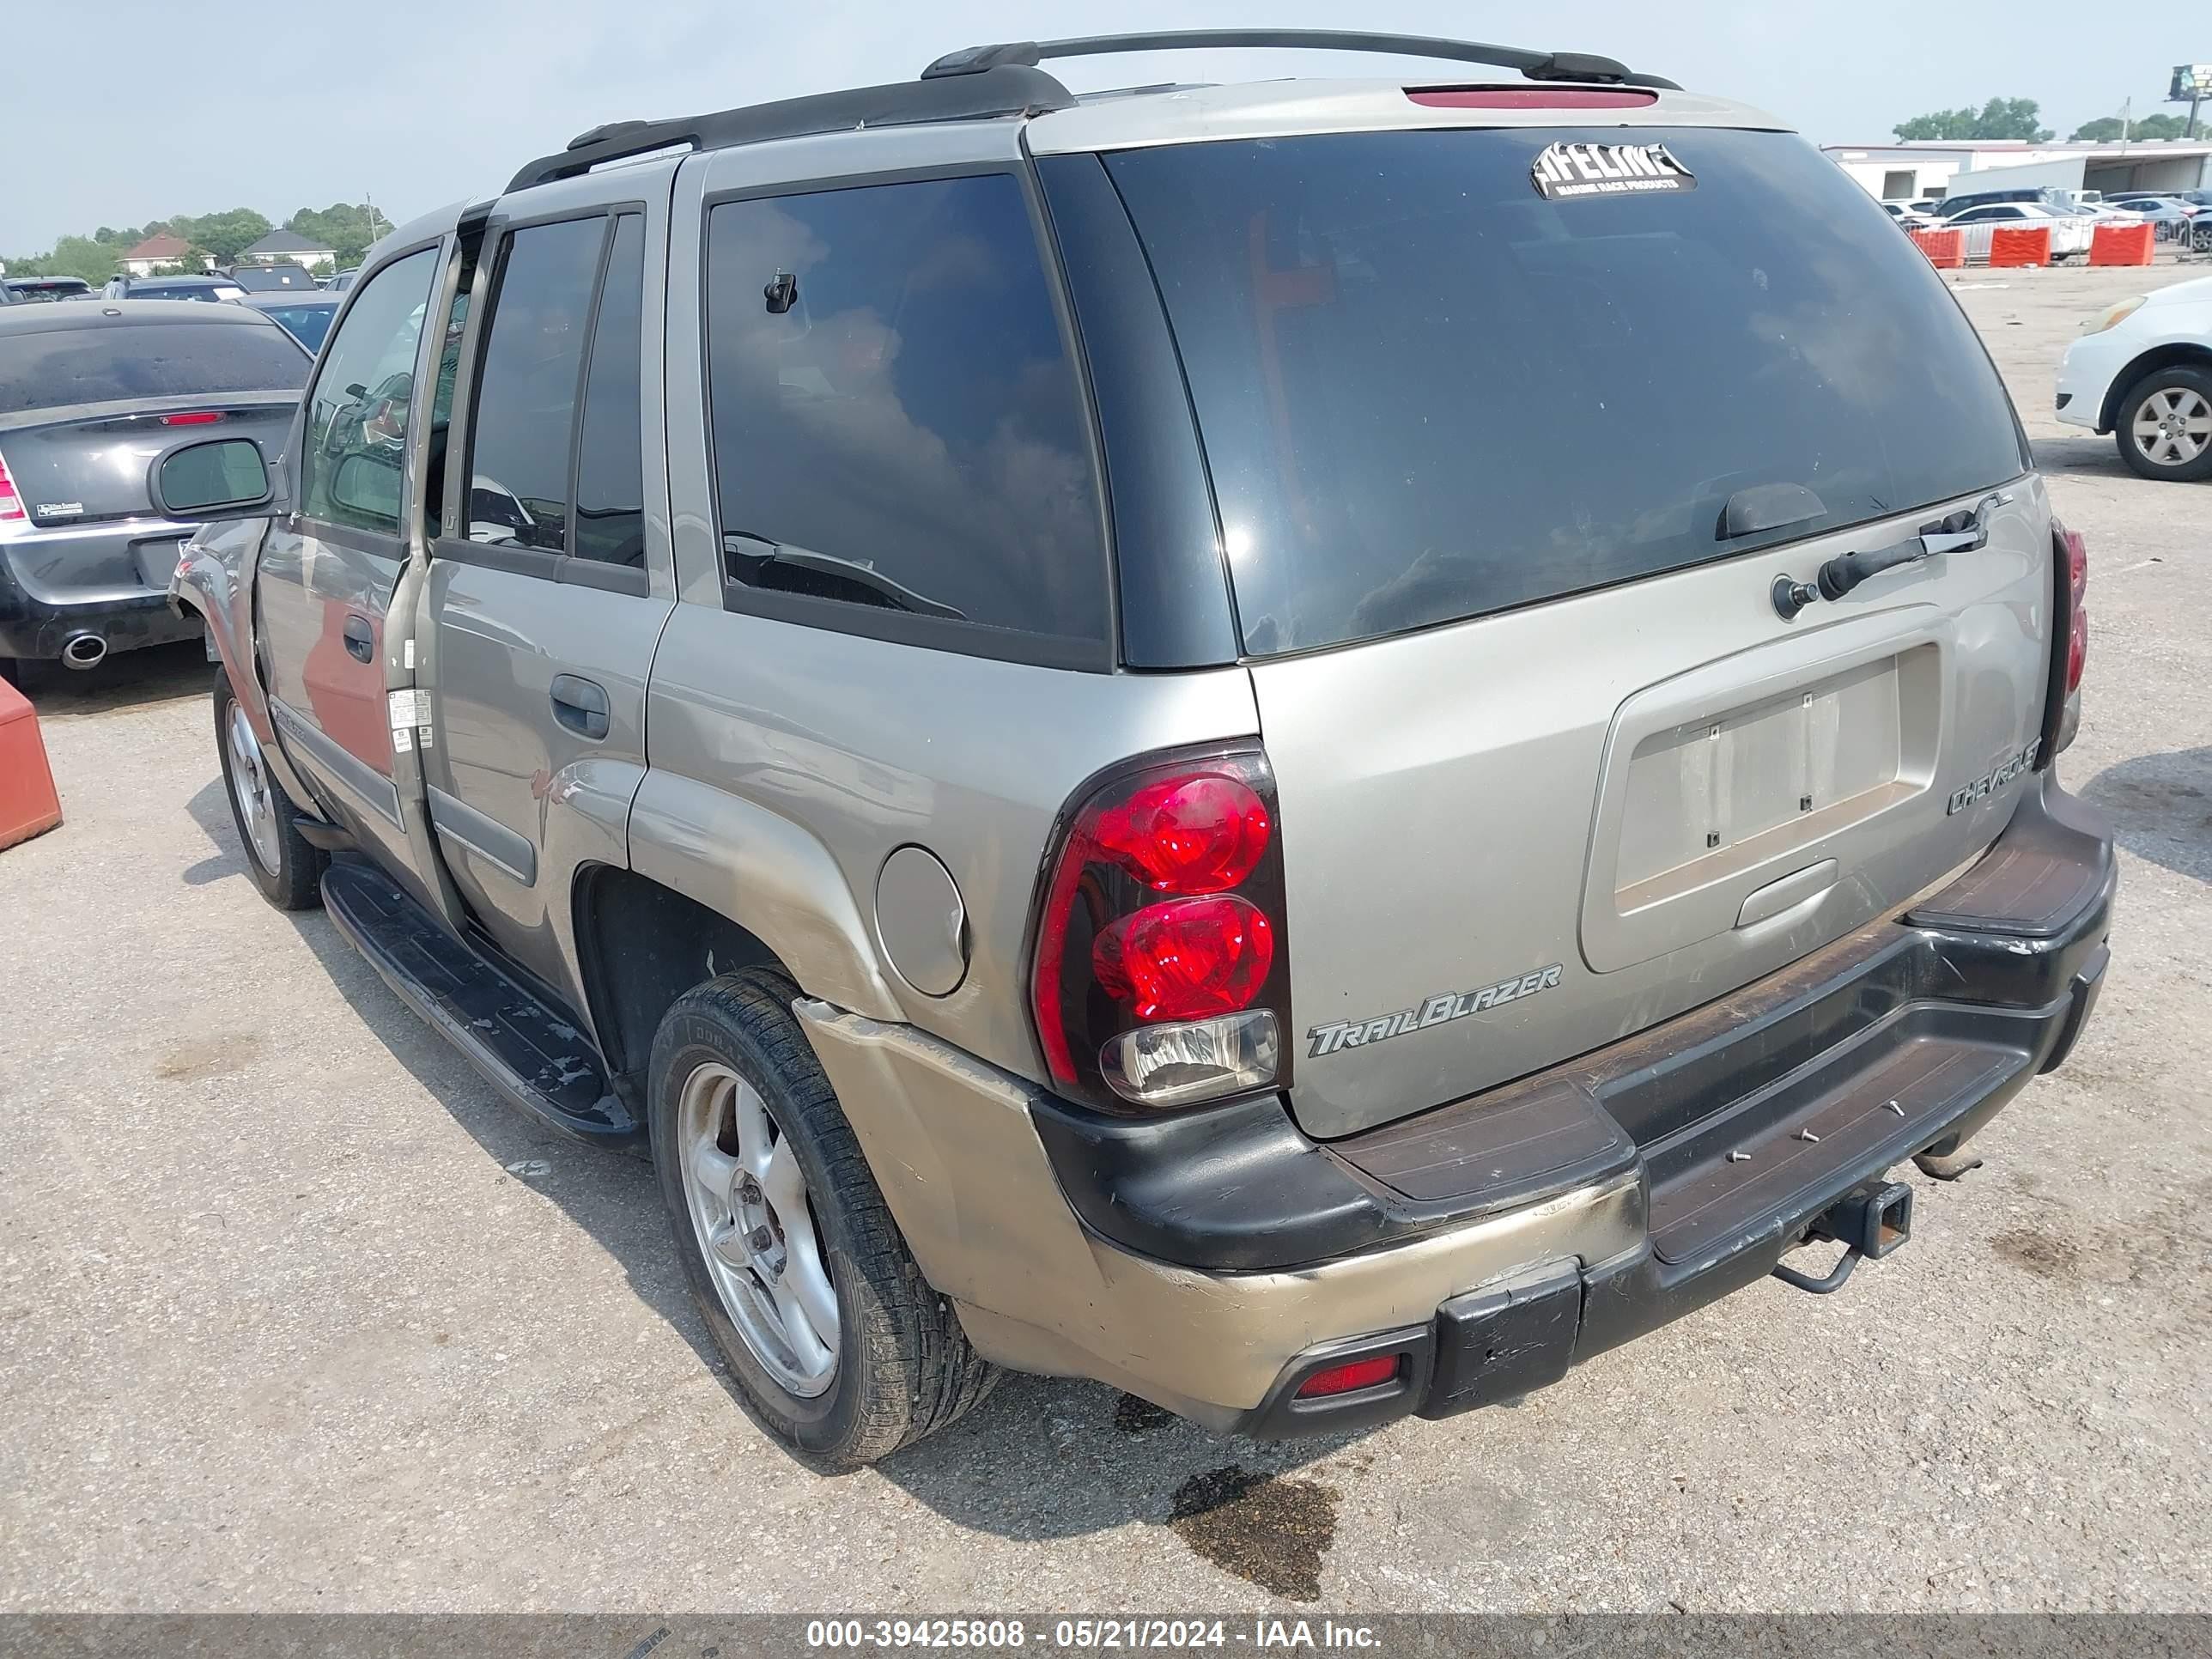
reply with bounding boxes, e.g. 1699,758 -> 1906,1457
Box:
386,689 -> 428,730
1533,142 -> 1696,200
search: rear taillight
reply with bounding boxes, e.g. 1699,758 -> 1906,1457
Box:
1030,745 -> 1290,1112
2045,520 -> 2088,759
0,451 -> 23,522
2063,525 -> 2088,694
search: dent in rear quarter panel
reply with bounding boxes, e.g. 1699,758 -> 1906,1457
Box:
635,600 -> 1261,1080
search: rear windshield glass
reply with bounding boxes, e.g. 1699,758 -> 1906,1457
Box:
0,323 -> 307,413
1100,126 -> 2028,657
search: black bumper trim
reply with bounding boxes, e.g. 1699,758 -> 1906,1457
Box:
1231,778 -> 2112,1437
0,550 -> 199,660
1037,774 -> 2114,1277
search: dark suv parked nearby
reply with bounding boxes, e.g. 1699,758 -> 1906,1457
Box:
170,30 -> 2112,1467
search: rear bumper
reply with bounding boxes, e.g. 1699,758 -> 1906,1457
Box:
802,772 -> 2113,1433
0,521 -> 204,659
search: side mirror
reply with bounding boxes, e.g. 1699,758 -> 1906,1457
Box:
149,436 -> 276,519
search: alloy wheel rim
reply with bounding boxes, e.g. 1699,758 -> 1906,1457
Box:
677,1061 -> 840,1397
226,703 -> 282,873
2132,386 -> 2212,468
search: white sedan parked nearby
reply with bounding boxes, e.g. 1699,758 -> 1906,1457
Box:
1945,202 -> 2094,262
2056,276 -> 2212,481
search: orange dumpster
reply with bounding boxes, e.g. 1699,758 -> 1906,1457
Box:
2090,222 -> 2155,266
1988,226 -> 2051,268
0,677 -> 62,851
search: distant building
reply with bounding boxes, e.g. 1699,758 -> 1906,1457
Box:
1823,138 -> 2212,204
118,232 -> 209,276
236,228 -> 337,273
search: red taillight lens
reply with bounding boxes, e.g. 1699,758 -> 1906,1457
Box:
0,451 -> 23,521
2063,526 -> 2088,693
1095,896 -> 1275,1021
1094,774 -> 1270,895
160,411 -> 224,426
1296,1355 -> 1401,1398
1029,746 -> 1290,1111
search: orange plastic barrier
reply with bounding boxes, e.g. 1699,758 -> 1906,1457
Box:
1988,226 -> 2052,268
1910,227 -> 1965,268
0,678 -> 61,851
2090,222 -> 2155,266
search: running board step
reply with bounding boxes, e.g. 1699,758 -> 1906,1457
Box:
322,859 -> 640,1146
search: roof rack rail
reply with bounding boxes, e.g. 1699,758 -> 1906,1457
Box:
505,63 -> 1074,194
924,30 -> 1679,92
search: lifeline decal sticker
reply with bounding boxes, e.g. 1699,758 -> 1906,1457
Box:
1532,141 -> 1696,200
1307,963 -> 1565,1060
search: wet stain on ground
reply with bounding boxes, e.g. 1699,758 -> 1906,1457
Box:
1993,1226 -> 2080,1278
1114,1394 -> 1172,1434
1169,1465 -> 1337,1602
155,1035 -> 266,1084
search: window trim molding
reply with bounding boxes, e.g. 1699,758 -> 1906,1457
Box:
434,199 -> 651,585
696,161 -> 1116,673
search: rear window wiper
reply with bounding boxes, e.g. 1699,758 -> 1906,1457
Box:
1771,489 -> 2013,621
722,532 -> 968,622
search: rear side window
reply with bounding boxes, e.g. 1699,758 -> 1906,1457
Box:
466,216 -> 605,554
0,322 -> 307,414
704,173 -> 1107,654
1097,127 -> 2030,656
571,214 -> 647,568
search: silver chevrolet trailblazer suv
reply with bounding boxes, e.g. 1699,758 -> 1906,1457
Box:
167,31 -> 2113,1467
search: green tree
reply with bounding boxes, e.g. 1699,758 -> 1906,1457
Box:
2069,112 -> 2186,142
18,235 -> 125,284
170,208 -> 271,265
285,202 -> 392,268
1893,97 -> 2055,143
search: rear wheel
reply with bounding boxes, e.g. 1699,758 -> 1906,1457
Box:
212,667 -> 326,909
649,969 -> 996,1467
2116,366 -> 2212,482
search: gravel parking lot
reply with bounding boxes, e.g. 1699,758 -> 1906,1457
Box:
2,259 -> 2208,1618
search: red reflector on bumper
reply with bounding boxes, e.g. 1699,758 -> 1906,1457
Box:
1295,1354 -> 1401,1398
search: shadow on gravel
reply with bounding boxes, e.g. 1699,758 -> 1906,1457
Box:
2080,745 -> 2212,884
2031,435 -> 2128,479
181,779 -> 1371,1549
10,637 -> 209,720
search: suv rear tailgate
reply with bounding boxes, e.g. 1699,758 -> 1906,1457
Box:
1251,483 -> 2051,1137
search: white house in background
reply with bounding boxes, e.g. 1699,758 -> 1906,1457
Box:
236,228 -> 336,272
118,231 -> 211,276
1824,138 -> 2212,204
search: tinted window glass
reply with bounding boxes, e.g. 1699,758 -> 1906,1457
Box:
299,247 -> 438,536
705,174 -> 1105,646
573,214 -> 646,567
0,321 -> 307,414
261,303 -> 336,352
467,216 -> 604,552
1101,128 -> 2028,657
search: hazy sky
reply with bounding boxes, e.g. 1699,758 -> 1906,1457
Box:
5,1 -> 2204,252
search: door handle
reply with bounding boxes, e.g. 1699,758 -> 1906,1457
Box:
550,673 -> 611,741
342,614 -> 374,663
